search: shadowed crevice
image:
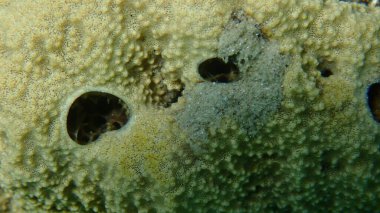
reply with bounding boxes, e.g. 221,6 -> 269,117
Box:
67,92 -> 130,145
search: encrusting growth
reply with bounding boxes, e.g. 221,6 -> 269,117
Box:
0,0 -> 379,212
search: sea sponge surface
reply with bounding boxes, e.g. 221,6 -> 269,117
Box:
0,0 -> 380,212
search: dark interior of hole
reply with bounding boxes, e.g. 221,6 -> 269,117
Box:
339,0 -> 379,6
198,57 -> 239,83
317,62 -> 333,77
161,87 -> 184,108
320,69 -> 333,77
367,83 -> 380,123
67,92 -> 130,145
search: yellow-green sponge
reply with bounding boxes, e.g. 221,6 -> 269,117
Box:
0,0 -> 379,212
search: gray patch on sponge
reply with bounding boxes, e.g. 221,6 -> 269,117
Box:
176,12 -> 290,142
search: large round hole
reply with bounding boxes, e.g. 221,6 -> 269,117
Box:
198,57 -> 239,83
367,83 -> 380,122
67,92 -> 130,145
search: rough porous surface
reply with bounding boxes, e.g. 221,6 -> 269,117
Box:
176,13 -> 290,142
0,0 -> 379,212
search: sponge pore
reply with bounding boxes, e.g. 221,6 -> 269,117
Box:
66,92 -> 130,145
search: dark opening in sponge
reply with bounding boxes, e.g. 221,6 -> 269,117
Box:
67,92 -> 130,145
367,83 -> 380,122
319,68 -> 333,77
198,57 -> 239,83
317,61 -> 333,78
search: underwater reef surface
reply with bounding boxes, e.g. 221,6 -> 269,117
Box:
0,0 -> 379,212
340,0 -> 379,7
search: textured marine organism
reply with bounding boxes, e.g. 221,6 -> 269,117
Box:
0,0 -> 380,212
340,0 -> 379,7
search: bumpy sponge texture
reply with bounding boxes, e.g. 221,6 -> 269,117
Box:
0,0 -> 379,212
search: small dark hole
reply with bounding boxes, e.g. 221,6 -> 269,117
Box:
320,69 -> 333,77
198,57 -> 239,83
112,122 -> 121,129
161,87 -> 184,108
367,83 -> 380,122
339,0 -> 379,6
317,61 -> 333,77
67,92 -> 130,145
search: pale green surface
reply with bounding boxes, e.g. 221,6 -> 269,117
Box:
0,0 -> 379,212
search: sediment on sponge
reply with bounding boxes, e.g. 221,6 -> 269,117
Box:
176,11 -> 290,142
172,12 -> 291,211
0,0 -> 379,212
